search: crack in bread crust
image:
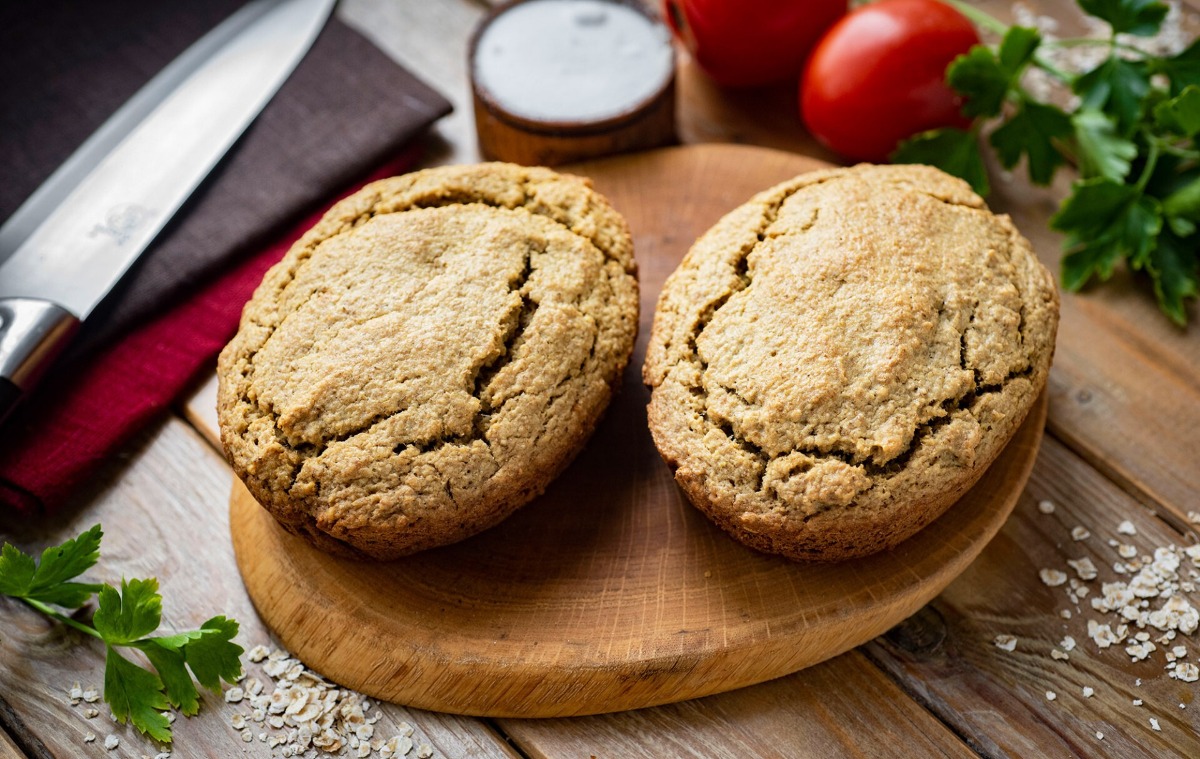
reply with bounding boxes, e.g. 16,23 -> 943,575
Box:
217,164 -> 638,559
644,164 -> 1059,561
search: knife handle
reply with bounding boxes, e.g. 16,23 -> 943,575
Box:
0,297 -> 81,427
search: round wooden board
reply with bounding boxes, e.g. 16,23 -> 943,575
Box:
230,144 -> 1047,718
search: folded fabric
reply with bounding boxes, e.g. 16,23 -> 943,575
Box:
0,150 -> 422,516
0,1 -> 452,515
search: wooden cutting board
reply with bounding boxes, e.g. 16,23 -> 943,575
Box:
230,144 -> 1047,718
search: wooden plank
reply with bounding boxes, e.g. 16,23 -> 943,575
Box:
864,435 -> 1200,758
498,650 -> 976,759
0,727 -> 26,759
0,418 -> 518,759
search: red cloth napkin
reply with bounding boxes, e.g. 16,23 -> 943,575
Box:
0,149 -> 420,517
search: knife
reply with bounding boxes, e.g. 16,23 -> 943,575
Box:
0,0 -> 336,426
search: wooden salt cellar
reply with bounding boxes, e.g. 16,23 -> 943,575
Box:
469,0 -> 678,166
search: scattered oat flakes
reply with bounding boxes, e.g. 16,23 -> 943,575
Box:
1046,691 -> 1057,701
1060,636 -> 1077,651
1072,526 -> 1091,541
104,735 -> 119,751
241,729 -> 253,743
1127,641 -> 1157,661
1189,511 -> 1200,524
1068,557 -> 1099,580
1040,569 -> 1069,587
1060,609 -> 1073,619
82,688 -> 100,703
994,634 -> 1018,651
84,732 -> 95,743
83,707 -> 98,719
1173,662 -> 1199,682
1051,649 -> 1069,660
230,713 -> 246,730
1083,686 -> 1094,697
1133,699 -> 1144,706
1038,499 -> 1056,514
416,744 -> 434,759
154,753 -> 171,759
1118,544 -> 1138,559
1150,717 -> 1161,731
1096,732 -> 1104,740
69,682 -> 83,702
1118,521 -> 1137,535
225,687 -> 245,703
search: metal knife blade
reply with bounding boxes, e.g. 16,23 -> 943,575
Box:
0,0 -> 336,425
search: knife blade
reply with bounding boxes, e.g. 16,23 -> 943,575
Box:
0,0 -> 336,426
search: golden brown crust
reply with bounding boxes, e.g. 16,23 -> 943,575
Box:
643,164 -> 1059,562
218,163 -> 638,559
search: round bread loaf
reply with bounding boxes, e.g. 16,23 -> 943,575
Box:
643,164 -> 1058,562
218,163 -> 638,559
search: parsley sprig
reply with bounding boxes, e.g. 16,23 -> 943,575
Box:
0,525 -> 243,743
893,0 -> 1200,325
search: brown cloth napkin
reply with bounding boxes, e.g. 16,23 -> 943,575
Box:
0,0 -> 452,515
0,0 -> 453,363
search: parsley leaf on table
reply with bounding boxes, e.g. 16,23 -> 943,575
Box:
0,526 -> 244,744
894,0 -> 1200,324
890,127 -> 991,195
1078,0 -> 1168,36
1073,109 -> 1138,181
1074,56 -> 1152,134
0,524 -> 102,608
990,100 -> 1075,184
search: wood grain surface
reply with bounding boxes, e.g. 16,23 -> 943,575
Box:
228,145 -> 1047,718
4,0 -> 1200,756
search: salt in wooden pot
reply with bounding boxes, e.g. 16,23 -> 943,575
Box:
469,0 -> 678,166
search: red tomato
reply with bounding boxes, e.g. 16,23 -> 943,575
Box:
663,0 -> 847,87
801,0 -> 979,162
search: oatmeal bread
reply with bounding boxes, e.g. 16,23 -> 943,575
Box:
644,164 -> 1058,562
218,163 -> 638,559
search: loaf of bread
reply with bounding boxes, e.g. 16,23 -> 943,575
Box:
218,163 -> 639,559
644,164 -> 1059,561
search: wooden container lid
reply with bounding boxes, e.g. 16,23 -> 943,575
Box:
469,0 -> 677,166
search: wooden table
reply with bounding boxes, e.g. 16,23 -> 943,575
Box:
2,1 -> 1199,757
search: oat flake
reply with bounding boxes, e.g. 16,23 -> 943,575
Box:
1040,568 -> 1069,587
994,634 -> 1018,651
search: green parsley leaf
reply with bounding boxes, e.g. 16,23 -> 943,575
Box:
1151,38 -> 1200,96
1146,230 -> 1200,325
1072,109 -> 1138,181
948,48 -> 1011,118
181,616 -> 244,692
1,525 -> 247,746
0,544 -> 37,598
998,26 -> 1042,72
947,28 -> 1040,119
1163,175 -> 1200,236
891,127 -> 991,196
1078,0 -> 1168,36
104,647 -> 172,743
1153,85 -> 1200,137
0,525 -> 103,608
990,100 -> 1074,184
1074,56 -> 1152,134
139,641 -> 201,716
1054,178 -> 1163,288
93,578 -> 163,645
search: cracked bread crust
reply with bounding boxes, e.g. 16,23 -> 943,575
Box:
643,164 -> 1058,562
218,163 -> 638,560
